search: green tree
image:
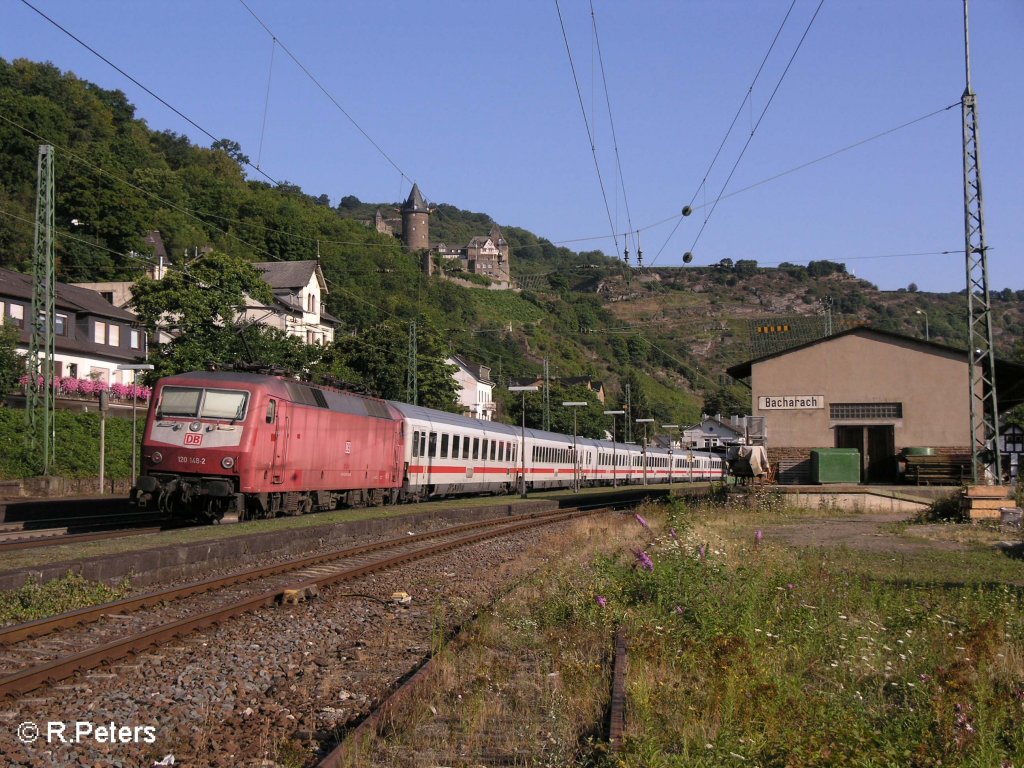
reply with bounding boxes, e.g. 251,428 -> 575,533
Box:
129,251 -> 275,378
315,319 -> 457,410
0,321 -> 23,398
702,385 -> 750,418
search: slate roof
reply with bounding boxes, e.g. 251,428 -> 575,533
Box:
0,267 -> 143,362
402,183 -> 430,214
253,260 -> 323,291
0,267 -> 136,322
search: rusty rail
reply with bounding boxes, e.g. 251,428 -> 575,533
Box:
0,507 -> 601,699
609,625 -> 628,752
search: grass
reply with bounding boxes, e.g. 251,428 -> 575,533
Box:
348,494 -> 1024,767
588,497 -> 1024,767
0,571 -> 132,625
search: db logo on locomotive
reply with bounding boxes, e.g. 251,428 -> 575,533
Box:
183,433 -> 203,446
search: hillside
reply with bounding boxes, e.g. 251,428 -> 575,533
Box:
1,58 -> 1021,430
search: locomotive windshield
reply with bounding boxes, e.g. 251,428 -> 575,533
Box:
157,386 -> 249,421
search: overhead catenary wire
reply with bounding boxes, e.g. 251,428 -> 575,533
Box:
554,0 -> 620,258
650,0 -> 799,266
590,0 -> 636,257
661,0 -> 828,267
256,35 -> 277,171
238,0 -> 413,188
16,0 -> 281,187
549,101 -> 958,254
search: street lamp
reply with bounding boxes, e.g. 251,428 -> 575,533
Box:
603,410 -> 625,487
562,401 -> 588,492
662,425 -> 679,485
117,363 -> 155,487
915,309 -> 929,341
509,386 -> 539,498
636,418 -> 654,485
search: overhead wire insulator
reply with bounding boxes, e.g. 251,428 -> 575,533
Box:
623,246 -> 630,266
683,252 -> 694,263
681,205 -> 693,217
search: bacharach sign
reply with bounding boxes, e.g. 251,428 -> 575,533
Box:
758,395 -> 824,410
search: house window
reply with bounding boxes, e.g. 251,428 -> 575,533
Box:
94,321 -> 107,344
307,293 -> 317,313
108,324 -> 120,346
9,304 -> 24,328
55,314 -> 68,336
829,402 -> 903,420
130,329 -> 141,349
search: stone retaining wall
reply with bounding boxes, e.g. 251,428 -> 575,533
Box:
0,500 -> 558,592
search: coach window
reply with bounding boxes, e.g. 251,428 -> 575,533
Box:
472,438 -> 480,460
412,431 -> 420,458
429,432 -> 438,457
420,432 -> 428,458
462,437 -> 470,460
481,439 -> 488,461
266,399 -> 277,424
491,441 -> 498,461
451,435 -> 461,459
440,434 -> 450,458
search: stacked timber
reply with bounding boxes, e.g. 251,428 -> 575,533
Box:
961,485 -> 1012,521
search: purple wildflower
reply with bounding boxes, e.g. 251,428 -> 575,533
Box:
670,527 -> 679,542
786,583 -> 795,590
754,529 -> 764,548
674,605 -> 685,615
633,549 -> 655,572
698,544 -> 706,562
595,595 -> 608,608
634,513 -> 650,530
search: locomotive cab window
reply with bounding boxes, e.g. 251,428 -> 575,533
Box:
266,399 -> 277,424
157,386 -> 249,421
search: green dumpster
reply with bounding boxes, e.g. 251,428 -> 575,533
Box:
810,448 -> 861,484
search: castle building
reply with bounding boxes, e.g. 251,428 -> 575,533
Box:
401,184 -> 430,251
398,185 -> 512,289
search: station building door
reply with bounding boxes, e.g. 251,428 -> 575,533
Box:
835,425 -> 897,483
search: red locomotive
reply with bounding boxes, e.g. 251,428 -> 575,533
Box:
132,371 -> 404,522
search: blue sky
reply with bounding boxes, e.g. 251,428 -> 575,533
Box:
3,1 -> 1021,292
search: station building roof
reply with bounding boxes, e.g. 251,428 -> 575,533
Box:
726,326 -> 1024,410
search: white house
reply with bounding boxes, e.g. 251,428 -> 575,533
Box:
1,267 -> 147,384
448,355 -> 495,420
237,260 -> 338,345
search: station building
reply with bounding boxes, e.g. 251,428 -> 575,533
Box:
726,327 -> 1024,484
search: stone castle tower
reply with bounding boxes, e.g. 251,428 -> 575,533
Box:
401,183 -> 430,251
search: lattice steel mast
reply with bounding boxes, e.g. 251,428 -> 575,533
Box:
961,0 -> 1000,483
27,144 -> 56,473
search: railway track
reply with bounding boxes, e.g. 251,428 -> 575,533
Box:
0,505 -> 603,699
0,521 -> 167,552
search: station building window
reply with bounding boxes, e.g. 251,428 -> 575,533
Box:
830,402 -> 903,420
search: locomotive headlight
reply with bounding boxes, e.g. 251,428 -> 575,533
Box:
150,451 -> 163,465
221,456 -> 236,469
